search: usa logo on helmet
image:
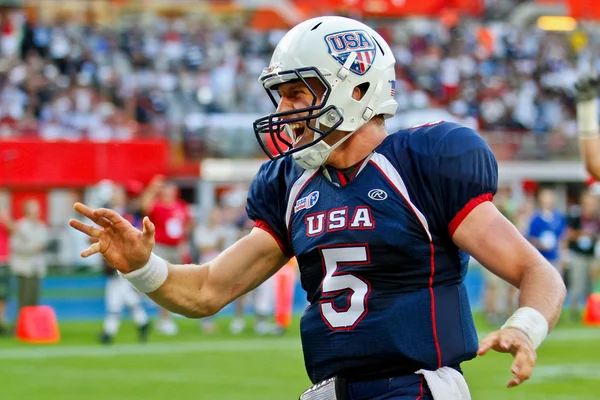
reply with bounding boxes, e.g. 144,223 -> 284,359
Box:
324,30 -> 376,76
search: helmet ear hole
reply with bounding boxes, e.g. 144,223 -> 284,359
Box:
354,83 -> 370,101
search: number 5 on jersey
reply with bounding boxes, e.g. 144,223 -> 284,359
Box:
319,245 -> 371,330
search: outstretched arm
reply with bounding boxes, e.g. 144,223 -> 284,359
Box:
452,201 -> 566,388
147,228 -> 288,318
453,202 -> 565,329
70,203 -> 289,318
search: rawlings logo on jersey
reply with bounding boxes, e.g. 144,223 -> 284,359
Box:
324,30 -> 376,75
368,189 -> 387,201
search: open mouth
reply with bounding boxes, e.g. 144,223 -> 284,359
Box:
286,122 -> 306,145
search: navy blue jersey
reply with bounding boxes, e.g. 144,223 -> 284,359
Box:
246,122 -> 498,383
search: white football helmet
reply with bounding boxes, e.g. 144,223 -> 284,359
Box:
253,16 -> 398,169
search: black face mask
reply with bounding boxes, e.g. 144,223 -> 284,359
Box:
252,66 -> 344,160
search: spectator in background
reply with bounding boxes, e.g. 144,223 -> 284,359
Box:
10,199 -> 48,311
494,188 -> 519,311
99,184 -> 150,344
0,200 -> 15,334
566,190 -> 600,321
228,201 -> 282,336
514,195 -> 536,235
193,206 -> 226,334
527,187 -> 567,270
229,204 -> 254,335
140,175 -> 192,336
0,13 -> 589,163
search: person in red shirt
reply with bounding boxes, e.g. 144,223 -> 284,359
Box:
140,176 -> 192,335
0,202 -> 15,335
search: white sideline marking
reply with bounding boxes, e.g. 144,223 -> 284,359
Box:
6,364 -> 288,387
0,327 -> 597,361
0,338 -> 301,360
478,328 -> 600,342
530,363 -> 600,384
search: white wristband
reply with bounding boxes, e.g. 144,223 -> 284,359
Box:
501,307 -> 549,350
577,98 -> 599,138
120,253 -> 168,293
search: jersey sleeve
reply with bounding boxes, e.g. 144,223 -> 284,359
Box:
246,161 -> 293,257
425,124 -> 498,236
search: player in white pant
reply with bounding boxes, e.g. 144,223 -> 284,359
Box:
100,270 -> 150,344
97,183 -> 151,344
253,276 -> 282,335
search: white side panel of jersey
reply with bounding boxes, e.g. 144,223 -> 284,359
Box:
285,168 -> 319,228
371,153 -> 432,241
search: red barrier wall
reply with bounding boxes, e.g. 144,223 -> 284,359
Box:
0,139 -> 169,188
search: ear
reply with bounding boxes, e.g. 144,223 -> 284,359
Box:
352,86 -> 362,101
352,83 -> 369,101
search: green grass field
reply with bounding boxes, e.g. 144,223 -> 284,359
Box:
0,314 -> 598,400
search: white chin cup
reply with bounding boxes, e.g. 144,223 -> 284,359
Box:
292,140 -> 333,169
292,125 -> 357,169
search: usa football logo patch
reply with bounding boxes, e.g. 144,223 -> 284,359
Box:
324,30 -> 376,76
294,191 -> 319,213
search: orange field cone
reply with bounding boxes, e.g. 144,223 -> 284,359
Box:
583,293 -> 600,326
275,260 -> 297,329
15,305 -> 60,344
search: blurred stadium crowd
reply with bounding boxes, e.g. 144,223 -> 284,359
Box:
1,6 -> 599,158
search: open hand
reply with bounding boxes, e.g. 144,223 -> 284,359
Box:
69,202 -> 155,274
477,327 -> 537,388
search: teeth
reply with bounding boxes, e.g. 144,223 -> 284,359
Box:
287,122 -> 303,130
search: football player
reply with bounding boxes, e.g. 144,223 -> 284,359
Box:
71,16 -> 565,399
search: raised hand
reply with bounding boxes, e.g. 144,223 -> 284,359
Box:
69,202 -> 155,274
477,327 -> 537,388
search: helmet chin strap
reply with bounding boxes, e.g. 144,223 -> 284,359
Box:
292,127 -> 356,169
292,80 -> 384,170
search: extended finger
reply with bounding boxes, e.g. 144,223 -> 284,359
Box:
477,331 -> 500,355
69,219 -> 102,237
499,334 -> 515,353
141,217 -> 156,246
94,208 -> 128,225
81,242 -> 101,258
508,347 -> 536,388
74,202 -> 111,228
